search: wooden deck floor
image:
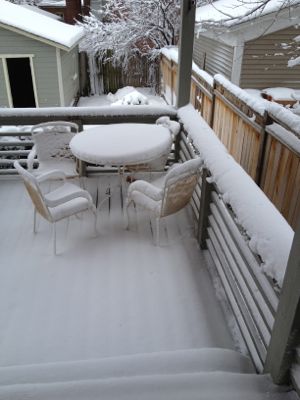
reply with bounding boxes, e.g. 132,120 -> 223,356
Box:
0,175 -> 234,367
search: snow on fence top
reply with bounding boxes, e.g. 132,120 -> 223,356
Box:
214,74 -> 268,116
0,0 -> 84,49
196,0 -> 300,28
267,102 -> 300,139
178,104 -> 294,288
161,47 -> 214,87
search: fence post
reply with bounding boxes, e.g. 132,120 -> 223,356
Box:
209,80 -> 217,129
255,110 -> 270,186
197,168 -> 213,249
264,215 -> 300,384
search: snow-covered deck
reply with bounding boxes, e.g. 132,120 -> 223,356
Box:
0,174 -> 234,368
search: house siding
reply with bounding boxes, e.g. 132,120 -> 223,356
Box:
0,61 -> 9,107
0,27 -> 60,107
193,35 -> 234,79
240,26 -> 300,89
60,46 -> 80,106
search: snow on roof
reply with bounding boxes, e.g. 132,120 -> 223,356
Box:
0,0 -> 84,50
196,0 -> 300,28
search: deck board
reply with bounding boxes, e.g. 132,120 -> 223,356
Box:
0,175 -> 234,367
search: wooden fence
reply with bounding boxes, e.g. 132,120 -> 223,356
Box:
160,54 -> 300,230
85,53 -> 160,95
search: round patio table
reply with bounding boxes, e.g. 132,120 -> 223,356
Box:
70,123 -> 172,167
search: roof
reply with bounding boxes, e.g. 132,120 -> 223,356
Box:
195,0 -> 300,45
0,0 -> 84,51
20,4 -> 61,20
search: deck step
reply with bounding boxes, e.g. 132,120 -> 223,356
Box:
0,348 -> 253,386
0,371 -> 295,400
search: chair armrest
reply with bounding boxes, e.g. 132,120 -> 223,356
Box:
37,170 -> 67,183
27,145 -> 37,172
44,188 -> 92,208
128,180 -> 163,201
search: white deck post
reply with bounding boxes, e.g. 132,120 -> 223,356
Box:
264,216 -> 300,384
176,0 -> 196,108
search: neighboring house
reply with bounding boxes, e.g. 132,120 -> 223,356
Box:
38,0 -> 91,25
194,0 -> 300,89
0,0 -> 85,108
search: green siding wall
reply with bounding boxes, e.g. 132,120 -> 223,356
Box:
60,46 -> 80,106
193,35 -> 234,79
0,27 -> 60,107
0,62 -> 9,107
240,26 -> 300,89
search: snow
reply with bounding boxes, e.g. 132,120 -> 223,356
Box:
70,124 -> 172,165
0,0 -> 84,49
20,4 -> 61,19
268,102 -> 300,138
196,0 -> 300,28
178,105 -> 294,287
161,47 -> 214,87
262,87 -> 298,101
0,176 -> 235,368
215,75 -> 268,116
78,88 -> 166,108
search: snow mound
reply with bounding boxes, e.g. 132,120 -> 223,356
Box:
108,87 -> 149,106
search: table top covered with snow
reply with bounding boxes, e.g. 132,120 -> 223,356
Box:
70,124 -> 172,166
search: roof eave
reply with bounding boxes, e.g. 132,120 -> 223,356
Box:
196,6 -> 300,46
0,22 -> 81,52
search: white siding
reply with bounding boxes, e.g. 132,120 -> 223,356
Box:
193,35 -> 234,79
61,46 -> 80,106
0,60 -> 9,107
0,27 -> 60,107
240,26 -> 300,89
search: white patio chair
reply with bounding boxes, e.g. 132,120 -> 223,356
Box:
14,161 -> 97,255
126,158 -> 202,245
27,121 -> 79,178
122,117 -> 181,182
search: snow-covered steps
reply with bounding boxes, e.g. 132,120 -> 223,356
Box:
0,348 -> 253,386
0,370 -> 296,400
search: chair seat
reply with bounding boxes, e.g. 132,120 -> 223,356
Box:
45,183 -> 90,221
128,190 -> 162,216
35,160 -> 78,178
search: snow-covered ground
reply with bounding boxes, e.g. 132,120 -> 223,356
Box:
0,175 -> 234,367
78,87 -> 166,108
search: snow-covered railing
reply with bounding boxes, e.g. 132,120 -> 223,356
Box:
160,52 -> 300,230
177,105 -> 294,373
0,106 -> 177,174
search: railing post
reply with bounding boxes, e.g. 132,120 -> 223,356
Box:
255,110 -> 270,186
264,215 -> 300,384
209,80 -> 216,129
176,0 -> 196,108
197,168 -> 213,249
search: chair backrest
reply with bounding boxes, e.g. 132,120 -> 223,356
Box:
31,121 -> 78,163
161,158 -> 202,217
14,161 -> 52,222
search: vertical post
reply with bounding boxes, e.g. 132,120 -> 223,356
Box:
264,216 -> 300,384
176,0 -> 196,108
197,168 -> 213,249
255,110 -> 270,186
209,80 -> 217,129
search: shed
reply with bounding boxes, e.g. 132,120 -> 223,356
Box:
194,0 -> 300,90
0,0 -> 84,108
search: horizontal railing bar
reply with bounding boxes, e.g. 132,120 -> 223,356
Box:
211,192 -> 278,313
207,237 -> 264,372
210,211 -> 272,346
0,106 -> 177,125
0,132 -> 32,137
0,140 -> 33,146
0,150 -> 30,156
211,201 -> 274,333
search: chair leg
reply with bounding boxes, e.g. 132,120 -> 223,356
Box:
125,199 -> 132,230
92,207 -> 98,235
53,222 -> 57,255
33,208 -> 37,233
155,217 -> 160,246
